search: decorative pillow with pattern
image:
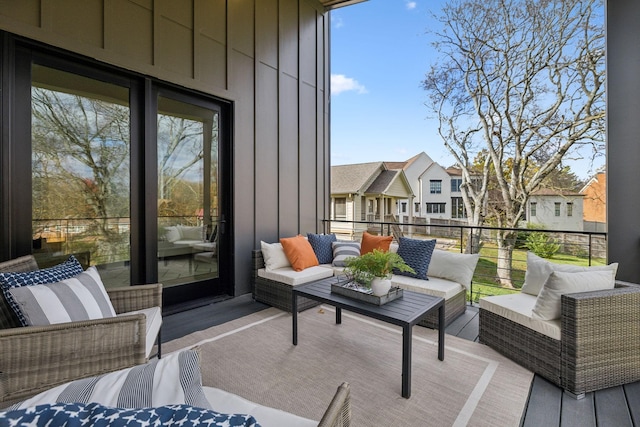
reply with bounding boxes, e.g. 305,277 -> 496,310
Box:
332,241 -> 361,267
0,255 -> 84,326
7,266 -> 116,326
307,233 -> 337,264
0,403 -> 262,427
395,237 -> 436,279
7,349 -> 211,411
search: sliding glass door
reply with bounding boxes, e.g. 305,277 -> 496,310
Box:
156,95 -> 220,288
11,45 -> 232,305
31,64 -> 132,283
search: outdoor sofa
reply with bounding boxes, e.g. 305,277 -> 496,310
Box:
2,349 -> 352,427
253,233 -> 479,328
479,252 -> 640,397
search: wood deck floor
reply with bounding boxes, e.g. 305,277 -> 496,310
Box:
162,295 -> 640,426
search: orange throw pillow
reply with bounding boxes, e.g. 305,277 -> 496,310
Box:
360,231 -> 393,255
280,235 -> 319,271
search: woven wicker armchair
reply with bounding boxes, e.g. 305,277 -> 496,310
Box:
318,382 -> 351,427
0,255 -> 162,406
479,281 -> 640,398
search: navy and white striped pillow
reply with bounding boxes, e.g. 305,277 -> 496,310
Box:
7,266 -> 116,326
0,255 -> 84,326
7,349 -> 211,411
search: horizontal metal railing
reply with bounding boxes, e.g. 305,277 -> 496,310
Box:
322,218 -> 607,303
32,215 -> 203,267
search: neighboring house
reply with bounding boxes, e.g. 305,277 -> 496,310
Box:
330,162 -> 414,238
386,152 -> 470,223
526,189 -> 584,232
580,171 -> 606,232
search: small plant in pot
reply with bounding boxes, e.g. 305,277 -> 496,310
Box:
344,249 -> 415,296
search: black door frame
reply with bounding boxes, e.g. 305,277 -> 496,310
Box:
1,32 -> 234,304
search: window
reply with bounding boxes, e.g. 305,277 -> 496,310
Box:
530,202 -> 537,217
426,203 -> 446,214
334,198 -> 346,219
555,202 -> 561,216
401,202 -> 407,213
451,197 -> 467,219
430,180 -> 442,194
414,202 -> 420,213
567,202 -> 573,217
451,178 -> 462,192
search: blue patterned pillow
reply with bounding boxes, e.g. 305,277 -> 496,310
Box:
0,255 -> 83,326
307,233 -> 337,264
0,403 -> 262,427
395,238 -> 436,279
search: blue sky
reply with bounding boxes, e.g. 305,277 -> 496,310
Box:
329,0 -> 604,180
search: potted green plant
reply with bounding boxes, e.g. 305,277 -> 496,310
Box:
344,249 -> 415,296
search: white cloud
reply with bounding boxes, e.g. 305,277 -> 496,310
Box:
405,1 -> 417,10
331,74 -> 367,95
333,15 -> 344,29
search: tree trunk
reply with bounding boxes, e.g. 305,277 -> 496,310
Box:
465,227 -> 483,254
496,231 -> 517,288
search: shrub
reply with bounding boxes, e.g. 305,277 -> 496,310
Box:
525,231 -> 560,258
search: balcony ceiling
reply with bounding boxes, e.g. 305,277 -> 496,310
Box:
321,0 -> 367,10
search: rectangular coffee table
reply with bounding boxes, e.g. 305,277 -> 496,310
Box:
292,277 -> 445,398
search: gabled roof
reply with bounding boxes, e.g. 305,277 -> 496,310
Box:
446,167 -> 463,176
331,162 -> 384,194
383,161 -> 407,170
366,170 -> 398,193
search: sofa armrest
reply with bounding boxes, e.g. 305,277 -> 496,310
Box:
107,283 -> 163,314
0,314 -> 147,405
252,250 -> 265,279
561,283 -> 640,394
318,382 -> 351,427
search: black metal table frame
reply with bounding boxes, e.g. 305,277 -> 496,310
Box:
292,280 -> 445,398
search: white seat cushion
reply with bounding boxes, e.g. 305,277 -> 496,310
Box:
480,293 -> 561,340
390,275 -> 464,299
119,306 -> 162,357
257,266 -> 334,286
203,386 -> 317,427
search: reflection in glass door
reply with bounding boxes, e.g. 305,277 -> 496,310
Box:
157,96 -> 219,288
31,65 -> 131,286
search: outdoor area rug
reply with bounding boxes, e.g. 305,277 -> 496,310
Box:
164,306 -> 533,426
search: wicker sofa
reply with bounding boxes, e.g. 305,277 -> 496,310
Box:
479,280 -> 640,397
252,244 -> 477,328
0,254 -> 162,406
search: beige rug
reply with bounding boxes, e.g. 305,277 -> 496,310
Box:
164,306 -> 533,427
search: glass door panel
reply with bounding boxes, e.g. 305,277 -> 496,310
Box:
31,65 -> 131,287
157,96 -> 219,287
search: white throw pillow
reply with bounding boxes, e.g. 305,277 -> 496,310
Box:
7,266 -> 116,326
164,226 -> 181,243
427,249 -> 480,291
521,252 -> 618,296
260,241 -> 291,270
7,349 -> 211,411
179,225 -> 204,241
531,269 -> 616,320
